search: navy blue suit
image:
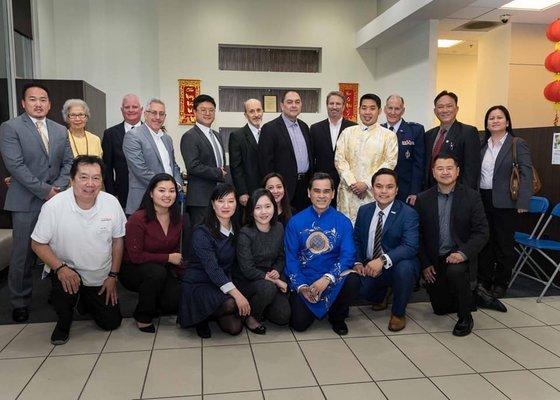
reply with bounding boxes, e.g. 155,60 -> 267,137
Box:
382,120 -> 425,201
353,200 -> 420,316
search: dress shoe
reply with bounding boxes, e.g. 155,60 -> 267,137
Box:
246,323 -> 267,335
50,323 -> 70,345
388,314 -> 406,332
12,307 -> 29,323
195,321 -> 211,338
138,324 -> 156,333
331,321 -> 349,335
493,285 -> 507,299
371,287 -> 392,311
475,285 -> 507,313
452,314 -> 474,337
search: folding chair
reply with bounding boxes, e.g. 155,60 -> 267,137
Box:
509,196 -> 549,290
511,201 -> 560,302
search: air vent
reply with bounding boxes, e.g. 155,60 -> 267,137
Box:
452,21 -> 501,32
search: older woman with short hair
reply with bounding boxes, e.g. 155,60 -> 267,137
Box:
62,99 -> 102,158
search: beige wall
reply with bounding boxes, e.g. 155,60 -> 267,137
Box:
508,23 -> 554,128
436,53 -> 478,127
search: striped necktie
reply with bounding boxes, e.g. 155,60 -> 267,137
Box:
372,210 -> 384,259
36,120 -> 49,154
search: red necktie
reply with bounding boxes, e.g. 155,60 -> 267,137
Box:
432,128 -> 447,160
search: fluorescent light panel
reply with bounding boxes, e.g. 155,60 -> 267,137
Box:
438,39 -> 463,48
500,0 -> 560,11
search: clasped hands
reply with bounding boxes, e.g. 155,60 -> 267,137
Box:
298,276 -> 331,303
353,258 -> 384,278
349,181 -> 368,199
264,269 -> 288,293
422,252 -> 466,284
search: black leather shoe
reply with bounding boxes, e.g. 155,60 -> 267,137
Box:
195,321 -> 211,338
453,314 -> 474,337
138,324 -> 156,333
331,321 -> 349,335
50,324 -> 70,345
493,285 -> 507,299
12,307 -> 29,323
475,285 -> 507,313
247,324 -> 267,335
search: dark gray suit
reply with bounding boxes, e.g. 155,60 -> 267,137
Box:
0,113 -> 73,307
123,124 -> 183,215
181,125 -> 226,225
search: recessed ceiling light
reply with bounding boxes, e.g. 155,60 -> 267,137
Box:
501,0 -> 560,11
438,39 -> 463,48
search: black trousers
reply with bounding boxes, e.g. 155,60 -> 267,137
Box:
187,205 -> 208,227
290,273 -> 360,332
291,173 -> 311,212
50,273 -> 122,332
478,189 -> 517,288
235,278 -> 290,325
426,258 -> 472,319
120,262 -> 180,323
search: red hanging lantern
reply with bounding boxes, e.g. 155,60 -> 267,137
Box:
544,80 -> 560,103
546,19 -> 560,42
545,51 -> 560,73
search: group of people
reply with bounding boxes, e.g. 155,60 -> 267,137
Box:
0,82 -> 534,345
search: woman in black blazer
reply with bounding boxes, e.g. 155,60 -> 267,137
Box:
478,105 -> 533,298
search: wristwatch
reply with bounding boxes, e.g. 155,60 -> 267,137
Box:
108,271 -> 119,281
53,262 -> 69,275
380,254 -> 388,267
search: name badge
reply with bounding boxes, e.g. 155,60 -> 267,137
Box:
401,140 -> 414,146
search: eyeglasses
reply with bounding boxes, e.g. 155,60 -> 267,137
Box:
68,113 -> 88,119
197,108 -> 215,115
76,175 -> 102,183
145,110 -> 166,117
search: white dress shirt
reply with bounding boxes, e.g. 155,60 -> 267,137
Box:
147,126 -> 172,175
480,133 -> 508,190
366,202 -> 394,268
248,123 -> 260,144
124,121 -> 141,133
29,116 -> 49,138
386,119 -> 402,133
329,118 -> 342,151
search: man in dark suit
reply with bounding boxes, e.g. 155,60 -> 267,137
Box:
258,91 -> 312,212
424,90 -> 481,189
381,94 -> 425,205
229,98 -> 263,207
310,91 -> 356,208
0,83 -> 74,322
181,94 -> 227,225
415,154 -> 489,336
353,168 -> 419,332
102,94 -> 143,209
123,98 -> 183,215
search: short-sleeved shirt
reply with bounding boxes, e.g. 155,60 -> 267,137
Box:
31,189 -> 126,286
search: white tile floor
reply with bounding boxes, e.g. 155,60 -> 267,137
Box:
2,297 -> 560,400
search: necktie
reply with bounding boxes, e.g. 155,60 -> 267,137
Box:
389,126 -> 394,131
209,131 -> 223,168
372,210 -> 384,260
256,129 -> 260,143
432,128 -> 447,160
36,121 -> 49,154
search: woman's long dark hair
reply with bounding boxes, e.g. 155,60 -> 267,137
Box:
262,172 -> 292,220
204,183 -> 238,238
139,173 -> 181,224
484,105 -> 514,141
246,188 -> 278,228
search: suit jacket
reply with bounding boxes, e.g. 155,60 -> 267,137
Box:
229,124 -> 261,198
415,183 -> 489,285
381,120 -> 425,200
0,113 -> 73,212
102,121 -> 129,208
425,120 -> 481,190
123,124 -> 183,214
480,134 -> 533,210
258,115 -> 312,202
310,118 -> 356,190
353,200 -> 419,267
181,125 -> 226,207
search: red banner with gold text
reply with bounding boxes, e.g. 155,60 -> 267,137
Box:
338,83 -> 358,123
179,79 -> 201,125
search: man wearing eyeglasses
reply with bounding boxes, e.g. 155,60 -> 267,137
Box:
123,98 -> 183,215
181,94 -> 227,226
0,83 -> 74,322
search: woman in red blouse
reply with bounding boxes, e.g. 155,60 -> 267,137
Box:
121,173 -> 186,332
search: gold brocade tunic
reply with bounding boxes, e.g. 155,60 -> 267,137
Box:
68,130 -> 103,158
334,123 -> 398,224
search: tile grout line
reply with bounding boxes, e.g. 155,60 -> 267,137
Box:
0,323 -> 28,353
291,326 -> 329,399
15,340 -> 57,399
246,330 -> 265,400
76,326 -> 113,399
139,317 -> 160,400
